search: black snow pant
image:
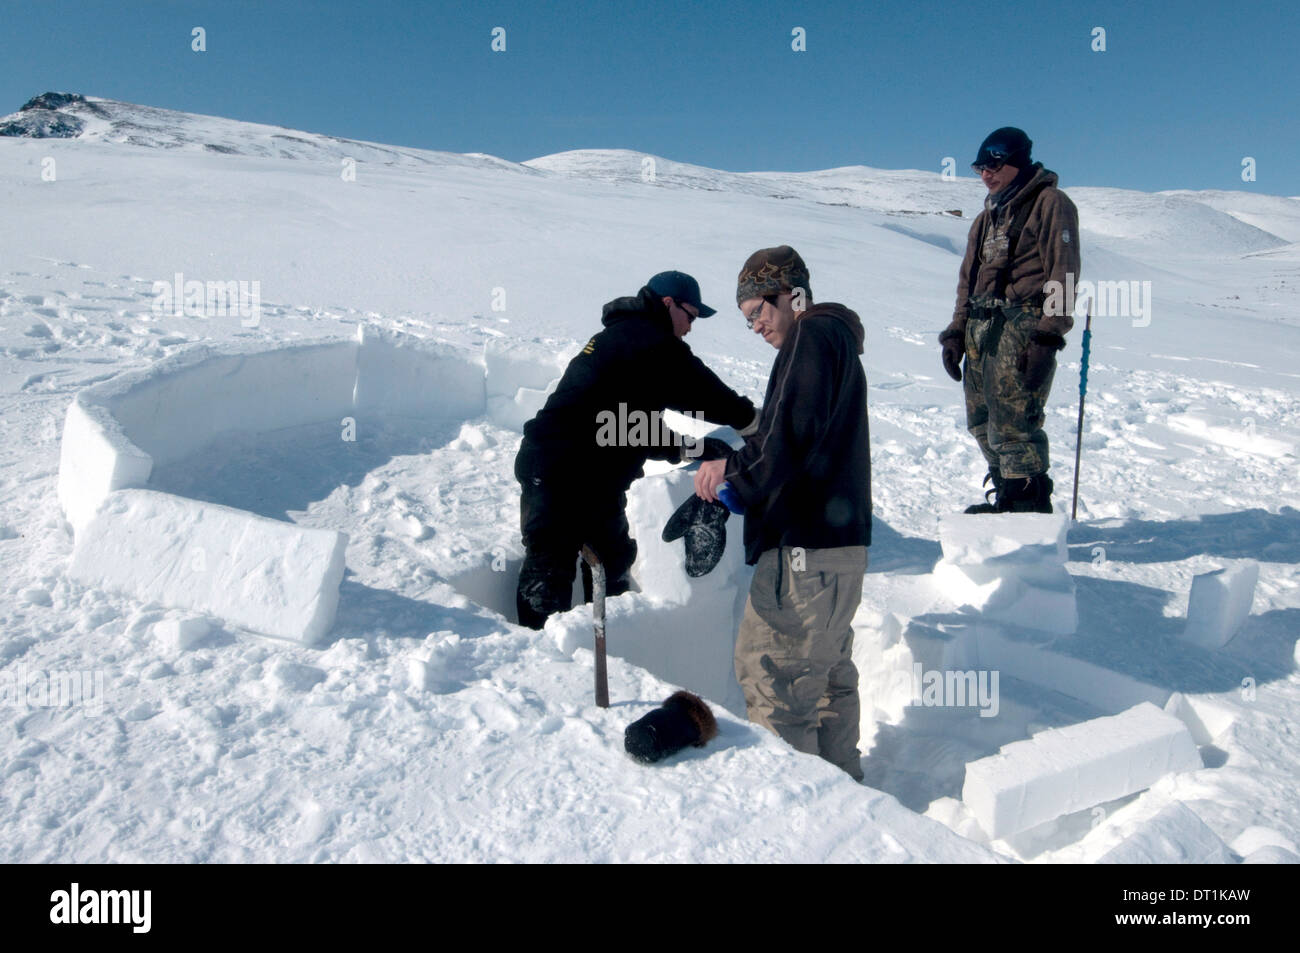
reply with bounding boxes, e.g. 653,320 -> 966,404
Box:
515,459 -> 638,630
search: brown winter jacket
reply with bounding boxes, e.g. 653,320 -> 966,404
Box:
946,164 -> 1081,339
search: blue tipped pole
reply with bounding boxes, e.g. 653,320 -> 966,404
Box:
1071,306 -> 1093,521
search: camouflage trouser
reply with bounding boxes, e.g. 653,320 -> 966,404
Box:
735,545 -> 868,781
963,304 -> 1054,478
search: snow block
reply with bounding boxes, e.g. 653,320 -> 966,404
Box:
1096,802 -> 1234,863
975,623 -> 1169,713
57,395 -> 154,535
69,489 -> 347,645
546,466 -> 750,715
933,512 -> 1076,634
354,326 -> 485,423
105,341 -> 359,468
483,338 -> 567,431
1164,691 -> 1237,746
961,702 -> 1201,840
1182,560 -> 1258,649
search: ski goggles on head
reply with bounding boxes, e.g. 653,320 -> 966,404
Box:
971,151 -> 1009,174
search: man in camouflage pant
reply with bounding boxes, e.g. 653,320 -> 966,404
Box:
939,127 -> 1081,513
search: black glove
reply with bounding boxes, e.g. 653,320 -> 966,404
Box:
667,435 -> 732,465
1018,330 -> 1066,391
939,328 -> 964,382
692,436 -> 734,461
662,494 -> 730,577
625,691 -> 719,764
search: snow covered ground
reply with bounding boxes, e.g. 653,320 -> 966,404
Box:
1,94 -> 1297,863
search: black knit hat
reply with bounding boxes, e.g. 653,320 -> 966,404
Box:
972,127 -> 1032,172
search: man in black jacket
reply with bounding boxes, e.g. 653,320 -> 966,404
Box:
695,246 -> 871,780
515,271 -> 757,629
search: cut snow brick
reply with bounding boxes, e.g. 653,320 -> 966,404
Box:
961,702 -> 1201,840
1164,691 -> 1238,746
1096,802 -> 1234,863
57,394 -> 154,535
1182,560 -> 1258,649
975,623 -> 1168,712
546,466 -> 750,715
69,489 -> 347,645
934,512 -> 1076,634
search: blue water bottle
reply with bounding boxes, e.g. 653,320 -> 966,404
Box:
717,481 -> 746,515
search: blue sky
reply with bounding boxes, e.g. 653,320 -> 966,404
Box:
4,0 -> 1297,193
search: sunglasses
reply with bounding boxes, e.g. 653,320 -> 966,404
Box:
671,299 -> 699,322
745,294 -> 780,329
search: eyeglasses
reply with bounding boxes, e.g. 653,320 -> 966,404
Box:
745,294 -> 779,329
971,151 -> 1008,174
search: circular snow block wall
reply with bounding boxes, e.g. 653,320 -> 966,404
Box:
58,326 -> 489,644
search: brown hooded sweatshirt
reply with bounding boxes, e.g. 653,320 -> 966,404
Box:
946,164 -> 1081,340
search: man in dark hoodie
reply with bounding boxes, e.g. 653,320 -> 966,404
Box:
939,127 -> 1081,513
695,246 -> 871,781
515,271 -> 758,630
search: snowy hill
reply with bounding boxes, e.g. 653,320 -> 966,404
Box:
0,91 -> 536,174
1,93 -> 1298,863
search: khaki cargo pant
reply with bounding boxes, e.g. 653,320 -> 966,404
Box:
735,545 -> 868,781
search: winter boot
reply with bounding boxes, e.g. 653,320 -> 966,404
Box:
963,469 -> 1003,514
995,473 -> 1054,513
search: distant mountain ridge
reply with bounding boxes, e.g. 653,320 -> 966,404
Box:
0,91 -> 537,173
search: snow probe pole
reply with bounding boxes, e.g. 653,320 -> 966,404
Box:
580,545 -> 610,708
1071,306 -> 1093,521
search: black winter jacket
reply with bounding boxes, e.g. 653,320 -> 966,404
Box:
518,287 -> 756,492
724,303 -> 871,564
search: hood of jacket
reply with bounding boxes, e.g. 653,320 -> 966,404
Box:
985,163 -> 1058,219
800,302 -> 865,355
601,286 -> 673,334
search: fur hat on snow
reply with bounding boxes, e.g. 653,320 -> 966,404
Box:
624,691 -> 719,764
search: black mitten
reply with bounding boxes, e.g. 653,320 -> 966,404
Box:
625,690 -> 719,764
940,328 -> 964,382
662,495 -> 730,577
1018,330 -> 1065,391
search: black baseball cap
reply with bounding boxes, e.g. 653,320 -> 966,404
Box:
647,270 -> 716,318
